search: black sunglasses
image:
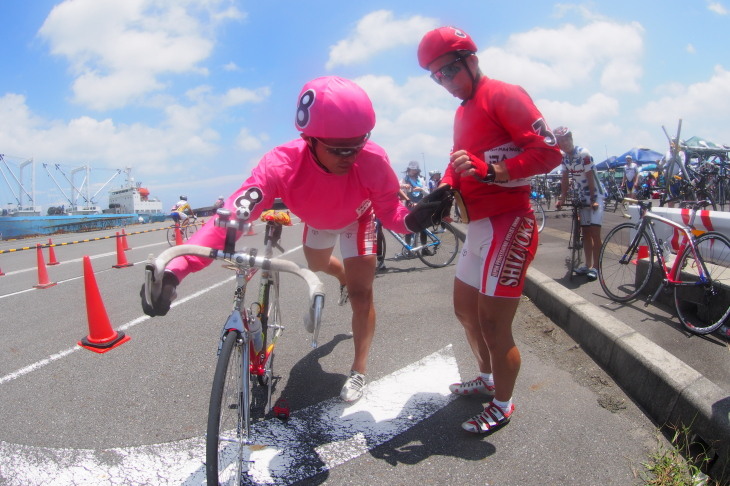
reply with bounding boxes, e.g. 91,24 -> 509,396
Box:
314,133 -> 370,157
430,54 -> 472,84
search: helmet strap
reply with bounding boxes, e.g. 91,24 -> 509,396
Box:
306,138 -> 332,173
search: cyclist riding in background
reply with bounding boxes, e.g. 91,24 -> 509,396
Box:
418,25 -> 562,436
554,126 -> 605,281
140,76 -> 449,403
170,195 -> 193,224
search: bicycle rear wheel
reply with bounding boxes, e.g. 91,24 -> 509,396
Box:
674,231 -> 730,334
598,223 -> 654,302
531,199 -> 545,233
206,330 -> 250,486
417,222 -> 459,268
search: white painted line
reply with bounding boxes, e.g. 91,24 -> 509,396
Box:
0,276 -> 233,385
0,346 -> 459,486
0,244 -> 304,384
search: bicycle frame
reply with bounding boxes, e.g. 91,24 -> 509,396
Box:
620,202 -> 713,302
385,225 -> 440,254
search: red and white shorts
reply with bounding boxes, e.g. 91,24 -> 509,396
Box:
456,208 -> 538,298
303,211 -> 377,259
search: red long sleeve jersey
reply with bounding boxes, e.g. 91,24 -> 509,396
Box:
441,76 -> 562,220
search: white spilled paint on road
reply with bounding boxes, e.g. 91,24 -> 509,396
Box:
0,346 -> 459,485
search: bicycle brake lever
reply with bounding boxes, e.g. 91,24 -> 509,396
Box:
144,254 -> 162,308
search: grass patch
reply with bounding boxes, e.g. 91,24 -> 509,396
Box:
640,423 -> 727,485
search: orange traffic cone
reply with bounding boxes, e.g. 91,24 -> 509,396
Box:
632,245 -> 649,265
175,224 -> 183,245
78,255 -> 130,353
246,223 -> 256,236
112,232 -> 133,268
121,228 -> 130,251
47,238 -> 60,265
0,263 -> 4,277
34,244 -> 57,289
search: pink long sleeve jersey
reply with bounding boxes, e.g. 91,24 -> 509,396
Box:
167,138 -> 410,281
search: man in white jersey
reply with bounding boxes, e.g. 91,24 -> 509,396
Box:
554,127 -> 605,281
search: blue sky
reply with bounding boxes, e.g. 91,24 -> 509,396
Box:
1,0 -> 729,211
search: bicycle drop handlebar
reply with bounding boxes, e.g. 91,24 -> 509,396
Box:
143,244 -> 326,330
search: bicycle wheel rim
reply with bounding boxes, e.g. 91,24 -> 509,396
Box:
206,330 -> 247,485
166,227 -> 175,246
598,223 -> 653,302
674,232 -> 730,334
416,222 -> 459,268
532,200 -> 545,233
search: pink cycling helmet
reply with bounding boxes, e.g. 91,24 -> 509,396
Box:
294,76 -> 376,139
417,26 -> 478,69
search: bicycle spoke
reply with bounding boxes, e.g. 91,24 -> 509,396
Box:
598,223 -> 653,302
416,222 -> 459,268
674,232 -> 730,334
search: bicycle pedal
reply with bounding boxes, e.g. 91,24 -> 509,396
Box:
273,399 -> 290,421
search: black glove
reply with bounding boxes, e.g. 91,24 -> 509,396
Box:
405,185 -> 453,233
140,271 -> 179,317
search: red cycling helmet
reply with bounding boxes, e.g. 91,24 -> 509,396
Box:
417,26 -> 478,69
294,76 -> 376,139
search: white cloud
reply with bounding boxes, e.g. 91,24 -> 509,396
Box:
707,1 -> 728,15
326,10 -> 438,69
37,0 -> 244,111
236,128 -> 267,152
639,65 -> 730,144
480,20 -> 644,95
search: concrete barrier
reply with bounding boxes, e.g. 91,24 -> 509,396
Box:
628,205 -> 730,252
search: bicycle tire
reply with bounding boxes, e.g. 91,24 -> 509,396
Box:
598,223 -> 654,302
206,330 -> 249,486
166,226 -> 177,246
568,213 -> 582,281
184,222 -> 199,240
257,271 -> 281,388
417,222 -> 459,268
531,199 -> 545,233
674,231 -> 730,335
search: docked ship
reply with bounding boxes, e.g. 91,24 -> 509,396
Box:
0,158 -> 164,239
107,168 -> 165,223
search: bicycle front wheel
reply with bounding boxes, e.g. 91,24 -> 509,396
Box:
674,232 -> 730,335
531,199 -> 545,233
598,223 -> 654,302
417,222 -> 459,268
206,330 -> 250,486
166,226 -> 177,246
568,215 -> 582,281
184,222 -> 199,241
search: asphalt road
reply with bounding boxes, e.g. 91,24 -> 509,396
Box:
0,218 -> 687,485
527,206 -> 729,394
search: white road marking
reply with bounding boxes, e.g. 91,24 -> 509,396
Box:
0,245 -> 304,385
0,346 -> 459,486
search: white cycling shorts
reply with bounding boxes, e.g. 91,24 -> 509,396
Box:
456,208 -> 538,298
303,211 -> 376,259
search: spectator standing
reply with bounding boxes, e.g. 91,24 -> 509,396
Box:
554,127 -> 605,281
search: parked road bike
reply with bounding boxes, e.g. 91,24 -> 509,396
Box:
660,119 -> 718,211
601,169 -> 629,216
375,219 -> 459,269
559,198 -> 586,281
144,209 -> 325,485
530,195 -> 546,233
598,198 -> 730,335
166,215 -> 199,246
